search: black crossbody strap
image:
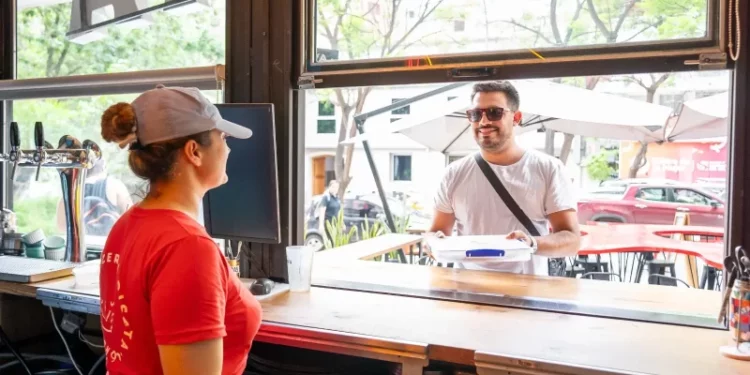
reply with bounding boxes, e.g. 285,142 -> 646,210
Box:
473,153 -> 541,237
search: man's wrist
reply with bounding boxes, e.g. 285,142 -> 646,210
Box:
528,236 -> 538,253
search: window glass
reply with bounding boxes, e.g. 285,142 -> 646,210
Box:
637,188 -> 668,202
16,0 -> 226,79
314,0 -> 710,63
391,99 -> 410,115
317,119 -> 336,134
391,155 -> 412,181
673,188 -> 712,206
11,91 -> 222,242
318,100 -> 335,116
301,69 -> 730,326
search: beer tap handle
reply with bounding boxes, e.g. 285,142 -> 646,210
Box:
10,122 -> 20,149
9,122 -> 19,180
34,122 -> 44,181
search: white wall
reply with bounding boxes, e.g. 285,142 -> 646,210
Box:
304,147 -> 446,203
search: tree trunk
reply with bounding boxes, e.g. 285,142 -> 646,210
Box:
628,87 -> 658,178
558,77 -> 600,162
628,141 -> 649,178
336,88 -> 372,198
544,129 -> 555,155
559,133 -> 575,164
333,90 -> 354,199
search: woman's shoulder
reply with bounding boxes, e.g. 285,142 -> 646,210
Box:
116,207 -> 213,244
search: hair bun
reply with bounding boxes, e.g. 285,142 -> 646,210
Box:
101,103 -> 136,144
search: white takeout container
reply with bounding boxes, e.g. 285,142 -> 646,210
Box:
426,235 -> 534,264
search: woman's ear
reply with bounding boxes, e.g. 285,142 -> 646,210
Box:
183,140 -> 203,167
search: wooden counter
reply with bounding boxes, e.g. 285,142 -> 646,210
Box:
0,233 -> 747,374
263,287 -> 747,375
313,260 -> 722,319
2,278 -> 748,375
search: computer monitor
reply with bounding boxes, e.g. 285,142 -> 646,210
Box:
202,104 -> 281,244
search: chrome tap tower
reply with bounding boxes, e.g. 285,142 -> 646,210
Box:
3,122 -> 101,263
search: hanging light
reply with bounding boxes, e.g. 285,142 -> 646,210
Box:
66,0 -> 198,45
68,29 -> 109,45
117,14 -> 154,32
68,3 -> 112,45
163,0 -> 212,16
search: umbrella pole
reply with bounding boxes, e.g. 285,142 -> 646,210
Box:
349,82 -> 469,234
355,119 -> 397,233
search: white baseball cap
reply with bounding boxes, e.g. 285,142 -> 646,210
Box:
130,85 -> 252,146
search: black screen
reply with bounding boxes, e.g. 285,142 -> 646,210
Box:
203,104 -> 280,243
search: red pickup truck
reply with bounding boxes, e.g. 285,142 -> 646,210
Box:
577,184 -> 725,227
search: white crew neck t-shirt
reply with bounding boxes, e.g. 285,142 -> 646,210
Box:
434,150 -> 577,275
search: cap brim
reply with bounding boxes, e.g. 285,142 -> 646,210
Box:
216,119 -> 253,139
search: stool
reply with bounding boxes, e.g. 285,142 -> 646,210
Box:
565,264 -> 585,278
699,265 -> 721,290
646,259 -> 677,286
575,258 -> 610,273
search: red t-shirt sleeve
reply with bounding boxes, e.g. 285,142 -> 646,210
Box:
148,235 -> 228,345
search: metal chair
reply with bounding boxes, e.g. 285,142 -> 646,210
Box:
582,272 -> 622,282
648,274 -> 691,288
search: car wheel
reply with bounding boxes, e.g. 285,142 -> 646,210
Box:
306,234 -> 325,251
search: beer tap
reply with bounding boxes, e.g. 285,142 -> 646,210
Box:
32,122 -> 45,181
82,139 -> 102,159
0,124 -> 100,263
8,122 -> 21,180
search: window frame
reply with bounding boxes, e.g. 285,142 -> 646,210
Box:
298,0 -> 728,88
2,0 -> 749,330
390,153 -> 412,182
0,2 -> 227,214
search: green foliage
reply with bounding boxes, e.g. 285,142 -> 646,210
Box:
585,150 -> 618,182
360,217 -> 386,241
17,3 -> 224,78
392,213 -> 412,234
11,3 -> 225,233
639,0 -> 706,39
323,210 -> 358,249
14,196 -> 60,236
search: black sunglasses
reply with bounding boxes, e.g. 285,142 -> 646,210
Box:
466,107 -> 511,122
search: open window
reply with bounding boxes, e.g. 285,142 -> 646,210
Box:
300,0 -> 731,88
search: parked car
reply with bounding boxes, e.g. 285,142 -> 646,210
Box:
578,184 -> 725,227
598,178 -> 680,191
304,194 -> 427,250
695,182 -> 727,201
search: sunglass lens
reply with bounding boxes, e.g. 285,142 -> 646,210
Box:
466,109 -> 482,122
486,107 -> 505,121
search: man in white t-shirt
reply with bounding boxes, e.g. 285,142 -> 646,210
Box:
428,81 -> 580,276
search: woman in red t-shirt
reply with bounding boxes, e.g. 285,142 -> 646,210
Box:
97,85 -> 262,375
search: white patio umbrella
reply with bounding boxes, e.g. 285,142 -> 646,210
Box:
665,92 -> 728,141
343,79 -> 672,152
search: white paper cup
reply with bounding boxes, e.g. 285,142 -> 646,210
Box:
286,246 -> 314,292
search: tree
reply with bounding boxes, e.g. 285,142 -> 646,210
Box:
622,73 -> 671,177
12,3 -> 224,234
585,148 -> 617,182
317,0 -> 453,198
504,0 -> 704,171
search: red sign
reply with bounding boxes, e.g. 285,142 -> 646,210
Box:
620,140 -> 727,183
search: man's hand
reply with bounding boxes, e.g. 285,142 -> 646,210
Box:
422,230 -> 446,259
506,230 -> 533,247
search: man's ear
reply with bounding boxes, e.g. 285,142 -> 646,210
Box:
513,111 -> 523,125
